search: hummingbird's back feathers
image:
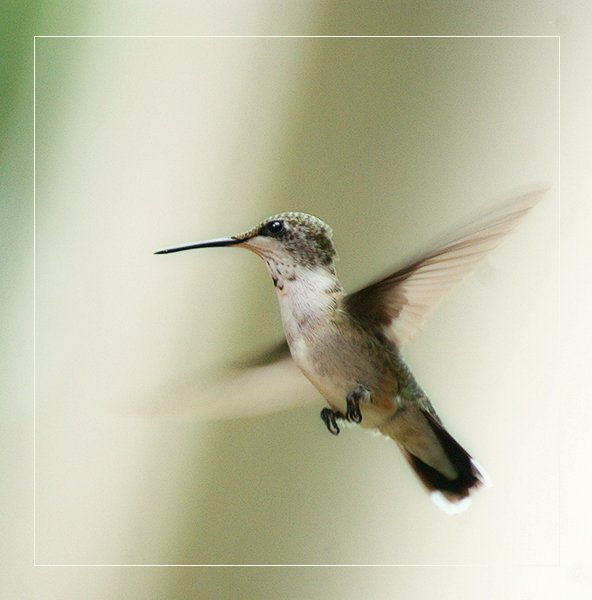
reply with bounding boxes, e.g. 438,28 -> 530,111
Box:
343,186 -> 549,347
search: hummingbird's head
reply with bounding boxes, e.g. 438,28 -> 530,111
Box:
234,212 -> 337,270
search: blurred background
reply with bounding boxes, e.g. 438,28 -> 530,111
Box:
2,1 -> 590,598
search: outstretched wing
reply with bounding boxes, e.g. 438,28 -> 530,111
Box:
131,340 -> 319,420
343,186 -> 549,347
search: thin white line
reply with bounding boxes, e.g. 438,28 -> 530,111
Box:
33,34 -> 560,39
33,563 -> 559,567
33,34 -> 37,568
557,33 -> 562,568
32,33 -> 561,569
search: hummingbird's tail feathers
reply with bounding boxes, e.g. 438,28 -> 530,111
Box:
379,406 -> 490,513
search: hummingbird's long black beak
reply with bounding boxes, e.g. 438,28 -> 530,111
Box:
154,237 -> 242,254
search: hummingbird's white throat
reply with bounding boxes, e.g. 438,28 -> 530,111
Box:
241,231 -> 343,348
274,265 -> 341,341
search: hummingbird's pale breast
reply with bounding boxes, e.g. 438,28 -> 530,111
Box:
266,260 -> 402,428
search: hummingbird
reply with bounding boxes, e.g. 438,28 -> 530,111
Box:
155,186 -> 547,513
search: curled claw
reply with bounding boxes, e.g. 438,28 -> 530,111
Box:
320,408 -> 342,435
345,394 -> 362,423
345,386 -> 370,423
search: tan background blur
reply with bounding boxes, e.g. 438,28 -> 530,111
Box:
2,1 -> 590,598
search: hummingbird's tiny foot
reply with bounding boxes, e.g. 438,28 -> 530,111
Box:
345,386 -> 371,423
320,407 -> 342,435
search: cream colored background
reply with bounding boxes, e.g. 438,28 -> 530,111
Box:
2,1 -> 590,598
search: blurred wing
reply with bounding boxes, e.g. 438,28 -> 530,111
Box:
343,186 -> 549,347
131,341 -> 319,420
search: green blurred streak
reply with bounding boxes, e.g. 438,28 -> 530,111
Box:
0,0 -> 40,331
0,0 -> 39,157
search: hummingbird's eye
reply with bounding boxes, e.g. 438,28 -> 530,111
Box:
264,220 -> 285,236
